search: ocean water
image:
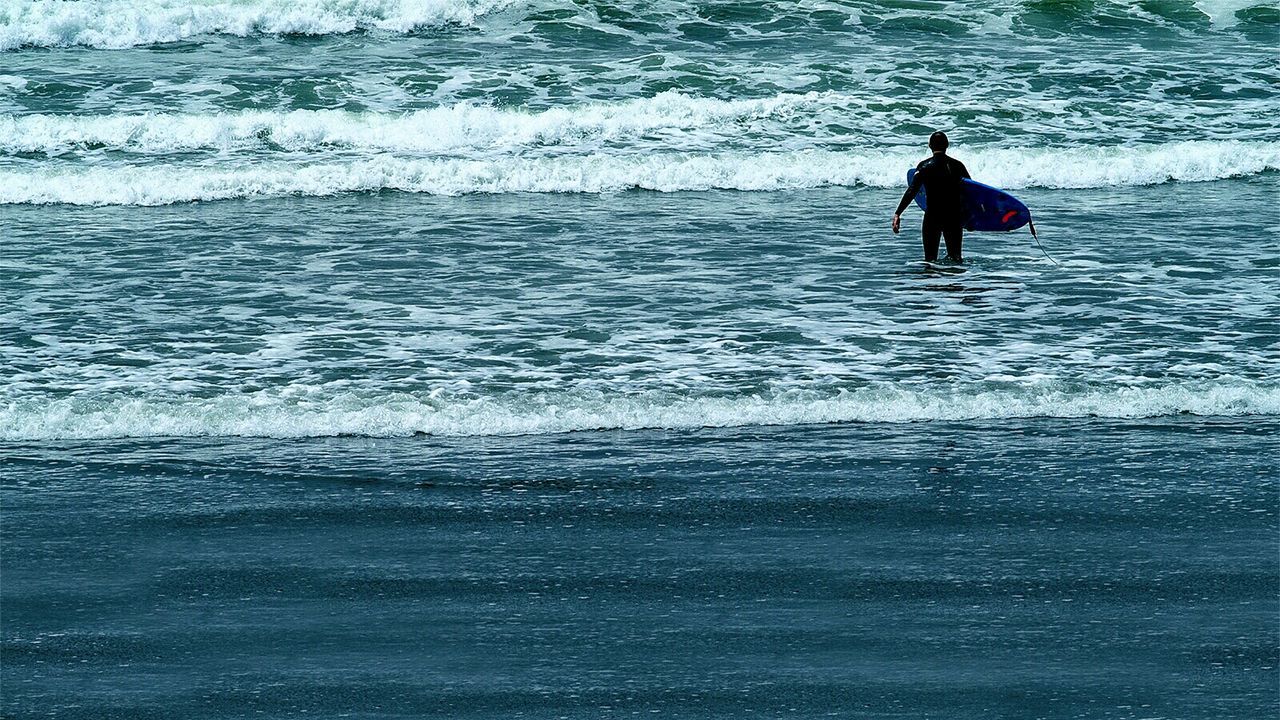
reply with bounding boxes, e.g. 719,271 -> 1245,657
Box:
2,1 -> 1278,718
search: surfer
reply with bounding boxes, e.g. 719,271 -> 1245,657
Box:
892,131 -> 970,262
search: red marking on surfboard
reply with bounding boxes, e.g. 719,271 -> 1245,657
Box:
1001,210 -> 1019,223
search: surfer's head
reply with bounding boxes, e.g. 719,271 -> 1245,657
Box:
929,131 -> 949,152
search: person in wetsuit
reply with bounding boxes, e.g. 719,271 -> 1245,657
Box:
891,131 -> 970,262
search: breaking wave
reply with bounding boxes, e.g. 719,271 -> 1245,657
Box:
0,93 -> 833,155
2,380 -> 1276,440
1,141 -> 1274,205
7,94 -> 1275,157
0,0 -> 520,51
2,0 -> 1276,50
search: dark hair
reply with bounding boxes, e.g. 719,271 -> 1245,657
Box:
929,131 -> 949,151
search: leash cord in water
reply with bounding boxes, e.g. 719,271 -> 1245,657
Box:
1028,220 -> 1059,266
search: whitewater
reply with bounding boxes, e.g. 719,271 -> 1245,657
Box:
0,0 -> 523,50
4,380 -> 1278,441
2,0 -> 1277,437
1,0 -> 1273,50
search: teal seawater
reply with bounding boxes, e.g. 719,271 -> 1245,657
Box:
2,1 -> 1278,717
3,422 -> 1277,718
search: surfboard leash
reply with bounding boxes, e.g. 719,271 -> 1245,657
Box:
1028,220 -> 1059,266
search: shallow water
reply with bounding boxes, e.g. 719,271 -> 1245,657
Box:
3,180 -> 1278,439
4,420 -> 1278,718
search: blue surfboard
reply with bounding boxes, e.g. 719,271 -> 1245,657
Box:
906,169 -> 1032,233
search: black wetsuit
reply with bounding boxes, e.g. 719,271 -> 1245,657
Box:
895,153 -> 971,261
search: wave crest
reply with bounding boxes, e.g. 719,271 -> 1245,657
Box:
0,0 -> 519,51
1,141 -> 1274,205
0,93 -> 826,155
3,381 -> 1276,440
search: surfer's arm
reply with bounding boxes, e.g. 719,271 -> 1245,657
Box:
894,171 -> 924,216
956,160 -> 971,180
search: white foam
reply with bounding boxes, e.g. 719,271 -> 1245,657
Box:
0,0 -> 520,51
0,74 -> 26,92
1193,0 -> 1269,26
2,0 -> 1270,50
9,95 -> 1273,158
2,381 -> 1276,440
0,141 -> 1274,205
0,93 -> 837,155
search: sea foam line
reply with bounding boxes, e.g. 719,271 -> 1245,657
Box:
0,93 -> 831,155
1,0 -> 1272,50
2,381 -> 1276,440
0,0 -> 520,51
0,142 -> 1275,205
6,97 -> 1275,157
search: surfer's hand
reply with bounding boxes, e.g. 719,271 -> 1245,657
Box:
891,214 -> 901,234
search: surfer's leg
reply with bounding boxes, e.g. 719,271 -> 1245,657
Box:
943,223 -> 963,261
921,215 -> 941,262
